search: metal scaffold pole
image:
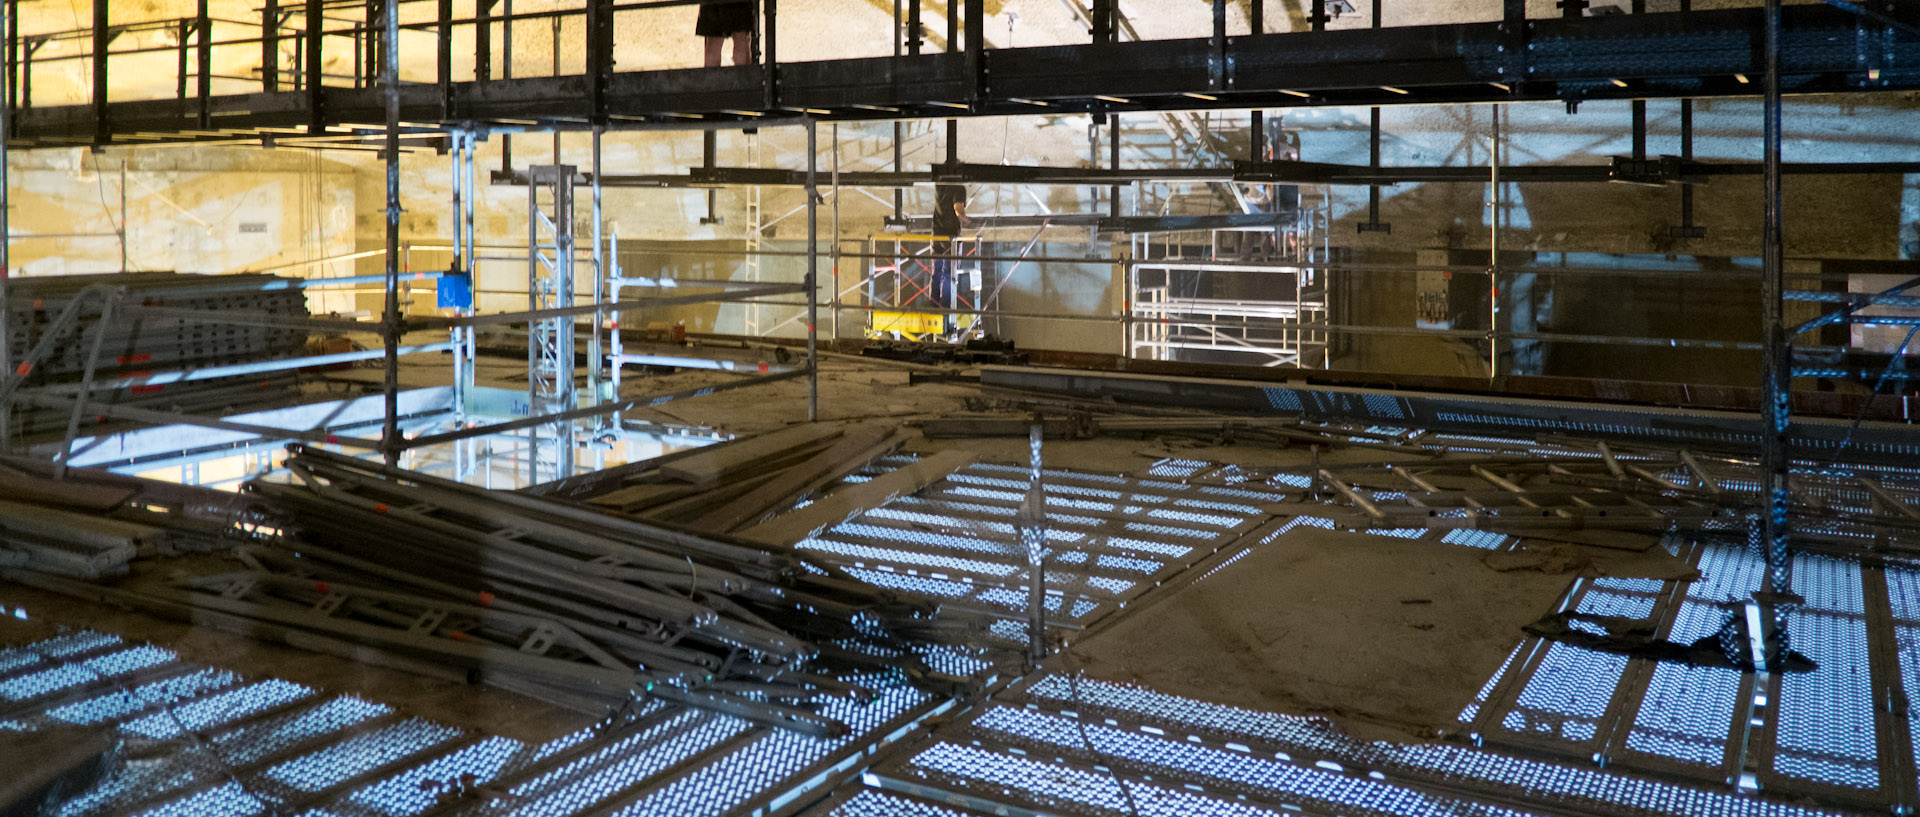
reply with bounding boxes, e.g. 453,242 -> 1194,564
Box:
589,126 -> 606,435
381,0 -> 401,467
1,0 -> 11,451
1022,421 -> 1048,667
1731,0 -> 1797,792
806,121 -> 819,422
450,132 -> 465,417
831,122 -> 840,343
1488,104 -> 1501,380
450,129 -> 475,481
1758,0 -> 1793,657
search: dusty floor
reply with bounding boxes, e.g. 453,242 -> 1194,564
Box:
3,347 -> 1649,753
1067,526 -> 1575,743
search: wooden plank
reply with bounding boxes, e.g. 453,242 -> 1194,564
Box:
697,423 -> 907,534
645,470 -> 787,524
585,481 -> 706,512
659,424 -> 844,486
0,473 -> 137,511
739,449 -> 978,547
0,499 -> 164,551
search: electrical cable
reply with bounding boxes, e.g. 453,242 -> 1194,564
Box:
1059,652 -> 1144,817
91,157 -> 136,273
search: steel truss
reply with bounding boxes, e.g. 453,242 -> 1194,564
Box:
525,165 -> 579,484
7,4 -> 1920,148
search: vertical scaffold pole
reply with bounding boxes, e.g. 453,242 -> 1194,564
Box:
1022,421 -> 1048,667
806,121 -> 819,422
381,0 -> 401,467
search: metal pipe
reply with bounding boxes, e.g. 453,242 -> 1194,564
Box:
590,126 -> 606,430
832,122 -> 841,342
18,393 -> 388,451
1022,420 -> 1047,667
382,0 -> 402,467
806,121 -> 819,422
1759,0 -> 1793,626
450,130 -> 469,449
1488,104 -> 1501,379
1,0 -> 10,450
118,161 -> 127,273
53,294 -> 117,479
403,369 -> 805,449
31,342 -> 457,394
1109,113 -> 1121,220
1680,99 -> 1697,233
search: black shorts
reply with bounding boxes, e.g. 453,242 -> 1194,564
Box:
696,2 -> 753,37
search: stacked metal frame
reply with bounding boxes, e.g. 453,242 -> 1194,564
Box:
1,273 -> 312,443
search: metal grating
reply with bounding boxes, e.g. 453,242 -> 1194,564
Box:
904,740 -> 1298,817
262,718 -> 463,793
345,735 -> 525,816
827,789 -> 987,817
1005,674 -> 1862,817
1501,643 -> 1631,744
1624,662 -> 1740,767
1774,555 -> 1877,791
610,682 -> 931,816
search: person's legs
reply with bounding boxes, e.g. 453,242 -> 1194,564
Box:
731,31 -> 750,65
704,36 -> 724,67
932,240 -> 953,334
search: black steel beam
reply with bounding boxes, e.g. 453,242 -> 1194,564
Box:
195,0 -> 210,129
10,5 -> 1920,147
90,0 -> 107,143
305,0 -> 322,132
262,0 -> 278,92
509,156 -> 1920,191
885,211 -> 1287,233
586,0 -> 612,121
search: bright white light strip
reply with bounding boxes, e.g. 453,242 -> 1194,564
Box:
1279,89 -> 1311,98
1381,86 -> 1409,95
1095,95 -> 1130,103
1010,98 -> 1050,106
1183,92 -> 1218,101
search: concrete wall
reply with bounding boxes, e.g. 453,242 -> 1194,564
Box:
4,147 -> 358,310
6,0 -> 1913,386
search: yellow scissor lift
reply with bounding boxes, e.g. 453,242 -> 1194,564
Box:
863,234 -> 984,341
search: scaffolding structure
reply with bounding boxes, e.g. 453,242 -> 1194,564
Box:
862,235 -> 984,341
525,165 -> 580,483
1125,191 -> 1332,368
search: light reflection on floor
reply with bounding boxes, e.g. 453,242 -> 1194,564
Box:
121,425 -> 721,492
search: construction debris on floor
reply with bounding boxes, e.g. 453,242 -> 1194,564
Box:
1,364 -> 1917,817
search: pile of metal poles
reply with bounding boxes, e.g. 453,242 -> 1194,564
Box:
0,456 -> 250,578
3,272 -> 311,438
230,444 -> 986,736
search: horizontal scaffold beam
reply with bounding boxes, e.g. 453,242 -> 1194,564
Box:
7,4 -> 1920,148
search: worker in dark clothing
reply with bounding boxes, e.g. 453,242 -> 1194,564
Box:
698,1 -> 754,67
1239,142 -> 1300,261
930,184 -> 968,330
